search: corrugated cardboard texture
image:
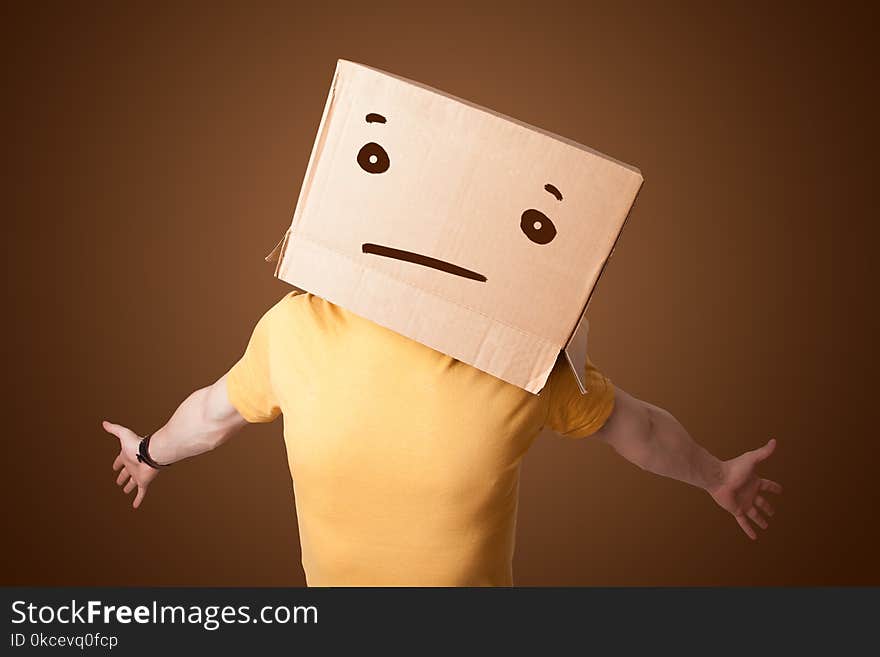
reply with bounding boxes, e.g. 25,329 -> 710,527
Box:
273,59 -> 643,393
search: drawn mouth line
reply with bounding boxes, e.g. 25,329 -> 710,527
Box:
361,243 -> 487,282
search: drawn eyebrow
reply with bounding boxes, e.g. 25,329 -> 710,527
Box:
544,183 -> 563,201
365,113 -> 386,124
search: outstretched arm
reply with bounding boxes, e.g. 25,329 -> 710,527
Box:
593,387 -> 783,539
102,372 -> 247,508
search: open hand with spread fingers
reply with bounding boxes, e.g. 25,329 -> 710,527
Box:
102,420 -> 159,509
707,438 -> 783,540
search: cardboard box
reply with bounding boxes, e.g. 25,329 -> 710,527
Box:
267,60 -> 643,394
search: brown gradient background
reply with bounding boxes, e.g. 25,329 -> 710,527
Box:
2,2 -> 876,586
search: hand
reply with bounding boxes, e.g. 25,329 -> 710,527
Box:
707,438 -> 783,540
102,420 -> 160,509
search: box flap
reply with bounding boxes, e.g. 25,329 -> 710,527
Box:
562,183 -> 642,392
563,315 -> 591,394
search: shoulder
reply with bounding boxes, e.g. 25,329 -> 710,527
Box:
257,290 -> 310,330
257,290 -> 342,339
265,289 -> 307,315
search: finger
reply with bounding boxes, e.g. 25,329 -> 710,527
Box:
123,478 -> 137,494
747,507 -> 768,529
760,479 -> 783,495
755,495 -> 775,517
752,438 -> 777,463
736,514 -> 757,540
133,486 -> 146,509
116,468 -> 131,487
112,454 -> 124,472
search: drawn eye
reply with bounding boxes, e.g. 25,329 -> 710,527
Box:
357,142 -> 390,174
520,209 -> 556,244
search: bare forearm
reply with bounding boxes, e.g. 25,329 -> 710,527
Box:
637,404 -> 723,490
598,389 -> 723,492
147,375 -> 247,465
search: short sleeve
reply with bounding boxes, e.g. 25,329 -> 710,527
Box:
225,302 -> 284,423
542,353 -> 615,438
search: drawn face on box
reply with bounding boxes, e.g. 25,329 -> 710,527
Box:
277,61 -> 641,392
355,110 -> 563,284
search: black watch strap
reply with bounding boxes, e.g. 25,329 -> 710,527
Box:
137,433 -> 168,469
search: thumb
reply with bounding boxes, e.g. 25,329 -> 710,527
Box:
752,437 -> 777,463
102,420 -> 133,442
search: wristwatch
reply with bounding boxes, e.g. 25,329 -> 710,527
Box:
136,433 -> 169,470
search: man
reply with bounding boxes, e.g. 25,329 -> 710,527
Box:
103,290 -> 782,586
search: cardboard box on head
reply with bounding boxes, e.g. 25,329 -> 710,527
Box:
266,59 -> 643,395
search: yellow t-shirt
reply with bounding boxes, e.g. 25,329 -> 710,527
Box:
226,291 -> 615,586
